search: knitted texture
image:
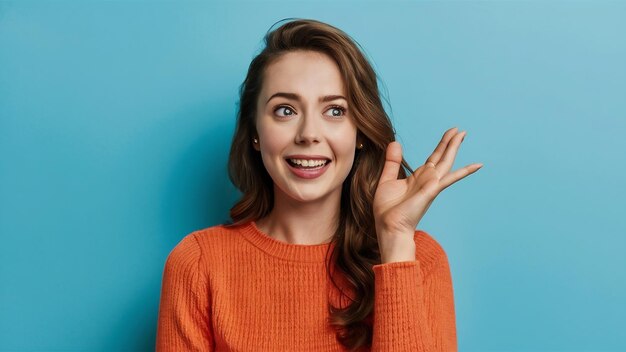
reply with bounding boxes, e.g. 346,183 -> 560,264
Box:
156,220 -> 457,351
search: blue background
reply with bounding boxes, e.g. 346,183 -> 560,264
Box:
1,1 -> 624,351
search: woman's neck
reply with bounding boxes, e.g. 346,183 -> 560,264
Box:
255,188 -> 340,245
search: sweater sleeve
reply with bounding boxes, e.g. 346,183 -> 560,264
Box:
156,233 -> 214,351
370,231 -> 457,352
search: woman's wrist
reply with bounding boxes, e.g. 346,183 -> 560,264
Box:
377,232 -> 416,264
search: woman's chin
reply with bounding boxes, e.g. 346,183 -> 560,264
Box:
279,184 -> 331,202
288,192 -> 328,203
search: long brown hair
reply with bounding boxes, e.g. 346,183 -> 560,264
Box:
225,18 -> 413,351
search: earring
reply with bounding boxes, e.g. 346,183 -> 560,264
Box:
253,137 -> 258,144
357,142 -> 363,149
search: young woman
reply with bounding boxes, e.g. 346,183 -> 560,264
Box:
156,18 -> 482,352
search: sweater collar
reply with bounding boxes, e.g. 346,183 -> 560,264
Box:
239,220 -> 336,263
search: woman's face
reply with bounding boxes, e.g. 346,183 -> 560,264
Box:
254,50 -> 358,203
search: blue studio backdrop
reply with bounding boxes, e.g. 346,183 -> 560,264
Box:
1,1 -> 624,351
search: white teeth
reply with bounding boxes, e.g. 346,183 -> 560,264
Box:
289,159 -> 328,167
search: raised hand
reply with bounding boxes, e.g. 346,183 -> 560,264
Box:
373,127 -> 483,263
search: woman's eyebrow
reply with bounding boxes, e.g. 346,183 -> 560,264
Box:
266,92 -> 347,105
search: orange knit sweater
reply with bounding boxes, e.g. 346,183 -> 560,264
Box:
155,220 -> 457,351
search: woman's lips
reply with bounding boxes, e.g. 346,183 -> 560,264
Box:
285,159 -> 331,179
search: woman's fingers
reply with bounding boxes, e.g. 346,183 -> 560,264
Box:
412,127 -> 481,192
439,163 -> 482,190
379,141 -> 403,184
424,127 -> 460,167
436,130 -> 466,174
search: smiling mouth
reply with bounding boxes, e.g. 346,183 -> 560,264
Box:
284,158 -> 332,168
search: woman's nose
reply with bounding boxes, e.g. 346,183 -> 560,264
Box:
294,113 -> 321,144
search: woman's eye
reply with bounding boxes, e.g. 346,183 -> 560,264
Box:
325,106 -> 347,118
274,106 -> 295,117
273,105 -> 347,118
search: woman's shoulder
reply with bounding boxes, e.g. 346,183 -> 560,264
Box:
164,221 -> 249,268
183,221 -> 248,248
